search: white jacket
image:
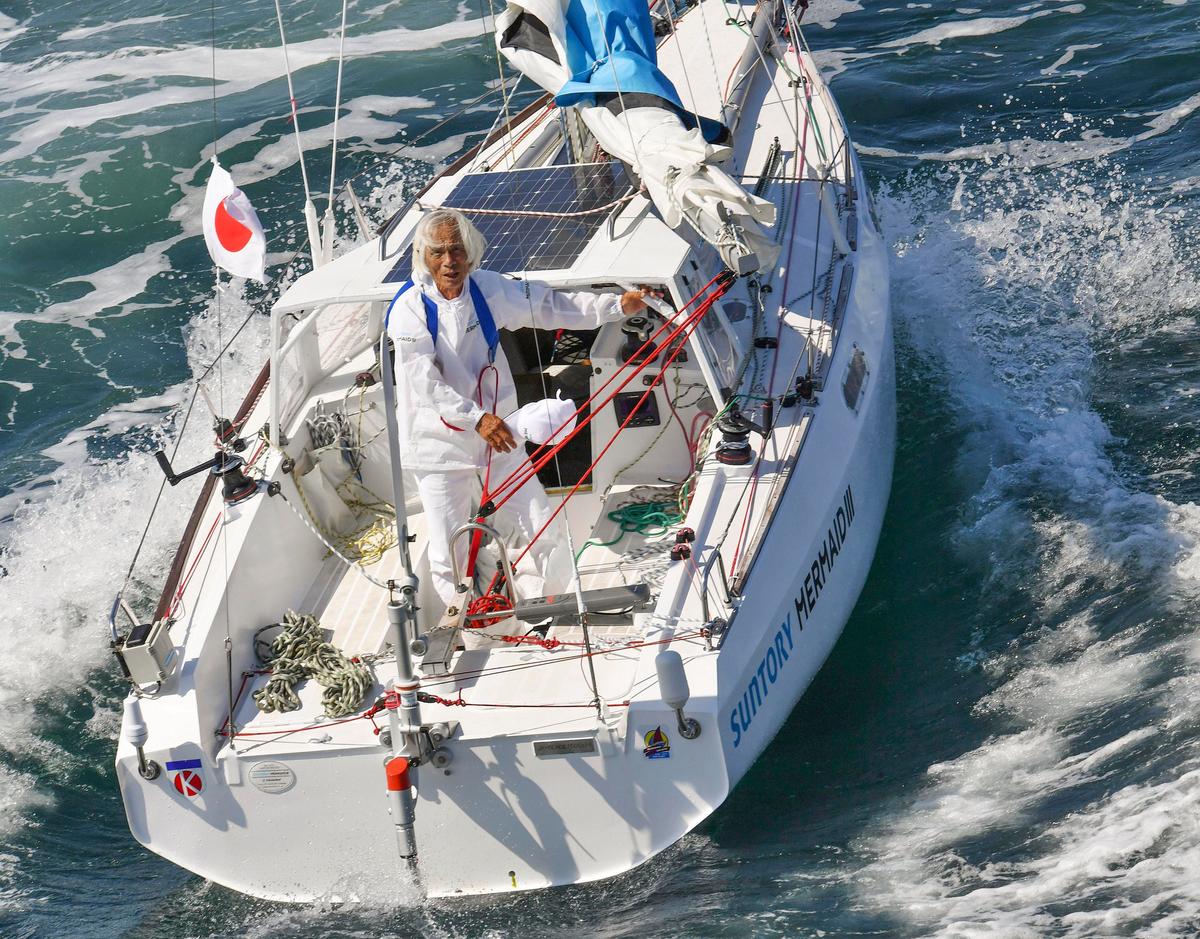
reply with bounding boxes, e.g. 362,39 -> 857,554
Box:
387,269 -> 623,471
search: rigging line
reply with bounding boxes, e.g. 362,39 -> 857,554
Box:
465,76 -> 527,174
712,175 -> 799,574
208,0 -> 218,163
418,630 -> 707,688
482,0 -> 516,170
511,285 -> 728,569
272,0 -> 314,202
213,0 -> 233,730
583,0 -> 646,173
719,81 -> 814,562
484,275 -> 724,506
417,188 -> 637,219
358,84 -> 503,185
213,0 -> 235,726
490,287 -> 716,508
692,0 -> 727,118
721,203 -> 823,570
511,269 -> 604,709
765,61 -> 811,394
327,0 -> 350,210
737,1 -> 800,143
785,20 -> 829,164
661,0 -> 704,130
781,0 -> 826,161
484,99 -> 554,168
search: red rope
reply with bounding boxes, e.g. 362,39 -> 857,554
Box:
466,364 -> 501,581
511,282 -> 731,569
501,633 -> 562,650
464,592 -> 513,627
419,691 -> 629,710
482,273 -> 729,510
169,511 -> 222,618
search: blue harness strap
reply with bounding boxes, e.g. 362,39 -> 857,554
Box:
383,277 -> 499,364
468,277 -> 500,364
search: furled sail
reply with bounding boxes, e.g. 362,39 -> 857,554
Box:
497,0 -> 778,275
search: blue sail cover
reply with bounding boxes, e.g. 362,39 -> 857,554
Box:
554,0 -> 683,109
496,0 -> 777,272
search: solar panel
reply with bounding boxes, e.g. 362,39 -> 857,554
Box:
385,162 -> 629,283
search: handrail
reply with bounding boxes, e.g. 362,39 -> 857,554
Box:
700,547 -> 736,631
268,299 -> 377,446
448,521 -> 518,608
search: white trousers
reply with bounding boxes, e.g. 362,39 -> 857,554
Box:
414,448 -> 572,612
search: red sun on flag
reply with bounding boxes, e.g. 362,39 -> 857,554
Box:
214,198 -> 253,253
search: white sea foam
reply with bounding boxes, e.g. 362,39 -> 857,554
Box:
0,379 -> 32,428
58,15 -> 186,43
1041,42 -> 1101,76
30,234 -> 187,338
802,0 -> 864,30
857,89 -> 1200,169
0,12 -> 25,52
814,8 -> 1094,96
853,146 -> 1200,933
0,290 -> 271,834
877,4 -> 1085,52
0,19 -> 484,164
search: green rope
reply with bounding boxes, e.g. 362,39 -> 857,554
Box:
575,499 -> 685,562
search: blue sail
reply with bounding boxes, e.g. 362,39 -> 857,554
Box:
554,0 -> 683,109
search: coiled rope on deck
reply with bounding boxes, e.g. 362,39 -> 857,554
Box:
253,611 -> 372,717
575,496 -> 685,562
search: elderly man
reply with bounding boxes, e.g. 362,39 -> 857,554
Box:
387,208 -> 648,611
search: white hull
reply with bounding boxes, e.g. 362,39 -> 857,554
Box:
116,0 -> 894,900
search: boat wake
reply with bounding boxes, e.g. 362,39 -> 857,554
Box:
859,149 -> 1200,936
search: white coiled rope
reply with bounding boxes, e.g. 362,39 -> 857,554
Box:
253,611 -> 372,718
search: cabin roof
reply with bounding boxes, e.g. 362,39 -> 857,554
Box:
273,163 -> 693,316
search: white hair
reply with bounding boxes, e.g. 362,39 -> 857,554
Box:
411,208 -> 488,277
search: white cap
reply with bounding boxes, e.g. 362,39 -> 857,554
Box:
512,392 -> 577,446
123,696 -> 149,749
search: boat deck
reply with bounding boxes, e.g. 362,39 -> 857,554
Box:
227,483 -> 684,750
299,544 -> 404,656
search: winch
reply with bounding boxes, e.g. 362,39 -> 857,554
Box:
714,403 -> 768,466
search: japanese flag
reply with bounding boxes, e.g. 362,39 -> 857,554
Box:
202,157 -> 266,282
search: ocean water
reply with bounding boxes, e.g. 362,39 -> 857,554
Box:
1,0 -> 1198,936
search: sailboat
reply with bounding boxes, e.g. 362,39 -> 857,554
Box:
112,0 -> 894,899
